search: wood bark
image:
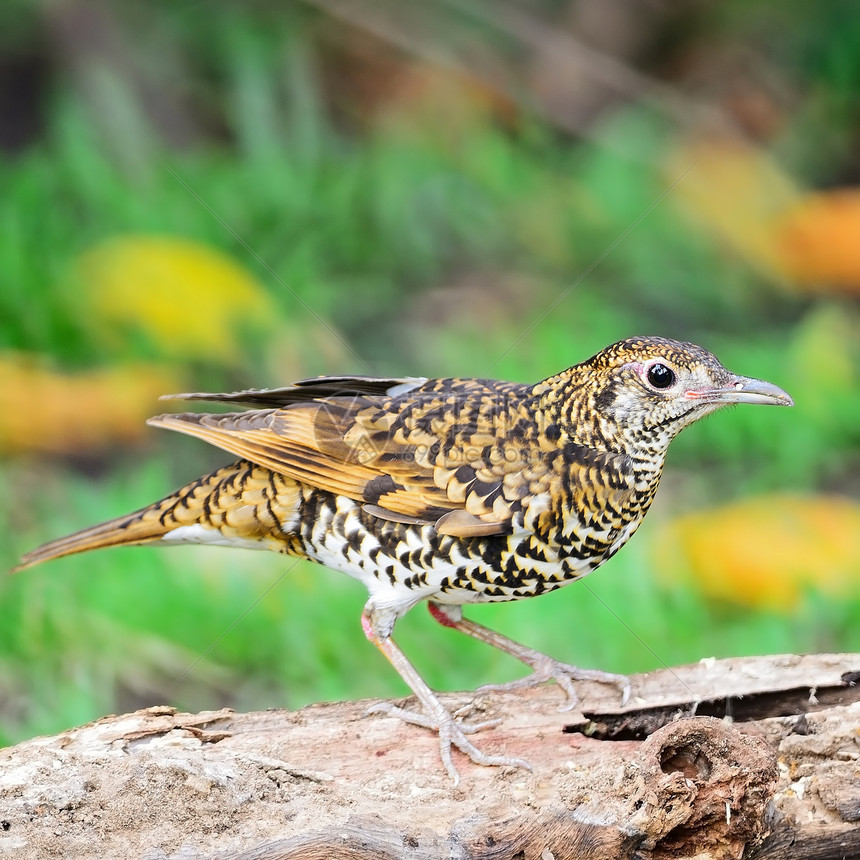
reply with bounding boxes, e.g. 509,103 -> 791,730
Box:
1,653 -> 858,859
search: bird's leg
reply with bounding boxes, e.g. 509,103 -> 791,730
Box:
428,602 -> 631,711
360,609 -> 530,785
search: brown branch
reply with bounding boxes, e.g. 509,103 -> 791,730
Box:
1,654 -> 859,859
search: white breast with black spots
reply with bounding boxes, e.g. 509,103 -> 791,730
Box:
301,495 -> 490,616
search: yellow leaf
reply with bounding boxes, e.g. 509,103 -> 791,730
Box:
78,236 -> 277,361
667,135 -> 800,279
0,354 -> 180,455
654,494 -> 860,611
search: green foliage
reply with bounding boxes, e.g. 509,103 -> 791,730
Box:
2,2 -> 859,746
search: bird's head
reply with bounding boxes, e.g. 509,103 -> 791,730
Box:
555,336 -> 793,454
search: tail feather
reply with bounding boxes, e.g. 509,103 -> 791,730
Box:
13,459 -> 303,573
13,507 -> 172,571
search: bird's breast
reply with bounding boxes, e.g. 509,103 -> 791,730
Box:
522,459 -> 661,572
293,461 -> 661,608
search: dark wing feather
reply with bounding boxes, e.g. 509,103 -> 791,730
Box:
161,376 -> 430,409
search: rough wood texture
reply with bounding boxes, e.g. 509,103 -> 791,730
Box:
1,653 -> 858,860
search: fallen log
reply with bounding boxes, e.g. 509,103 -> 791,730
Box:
1,653 -> 858,859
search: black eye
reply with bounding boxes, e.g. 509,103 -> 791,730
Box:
646,363 -> 676,390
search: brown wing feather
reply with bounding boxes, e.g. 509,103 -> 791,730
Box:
148,383 -> 541,536
149,410 -> 377,500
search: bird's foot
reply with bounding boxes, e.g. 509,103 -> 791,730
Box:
364,701 -> 501,734
478,659 -> 631,712
425,608 -> 631,713
365,701 -> 531,784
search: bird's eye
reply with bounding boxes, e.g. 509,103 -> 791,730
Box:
646,363 -> 676,390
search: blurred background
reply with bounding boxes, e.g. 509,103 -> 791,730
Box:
1,0 -> 859,745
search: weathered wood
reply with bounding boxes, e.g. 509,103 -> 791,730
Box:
0,653 -> 858,860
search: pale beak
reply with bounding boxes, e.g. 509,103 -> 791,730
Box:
703,375 -> 794,407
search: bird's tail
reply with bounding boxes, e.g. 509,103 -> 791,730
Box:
13,459 -> 302,572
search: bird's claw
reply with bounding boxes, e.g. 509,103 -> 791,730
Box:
364,700 -> 530,784
365,700 -> 503,734
478,660 -> 631,711
364,700 -> 436,729
436,720 -> 531,786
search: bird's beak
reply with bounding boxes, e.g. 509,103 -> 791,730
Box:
704,375 -> 794,407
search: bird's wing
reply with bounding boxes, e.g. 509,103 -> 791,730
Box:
149,381 -> 540,537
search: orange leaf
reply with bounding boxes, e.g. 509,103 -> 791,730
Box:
774,190 -> 860,292
0,355 -> 181,455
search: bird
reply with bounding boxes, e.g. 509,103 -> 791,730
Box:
15,336 -> 793,783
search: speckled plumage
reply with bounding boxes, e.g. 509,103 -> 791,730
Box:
16,336 -> 793,782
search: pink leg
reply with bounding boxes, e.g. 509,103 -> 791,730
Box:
360,610 -> 530,784
428,602 -> 631,710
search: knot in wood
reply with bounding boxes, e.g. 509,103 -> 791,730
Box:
630,716 -> 778,859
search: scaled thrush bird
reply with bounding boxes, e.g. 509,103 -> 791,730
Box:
16,336 -> 793,782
